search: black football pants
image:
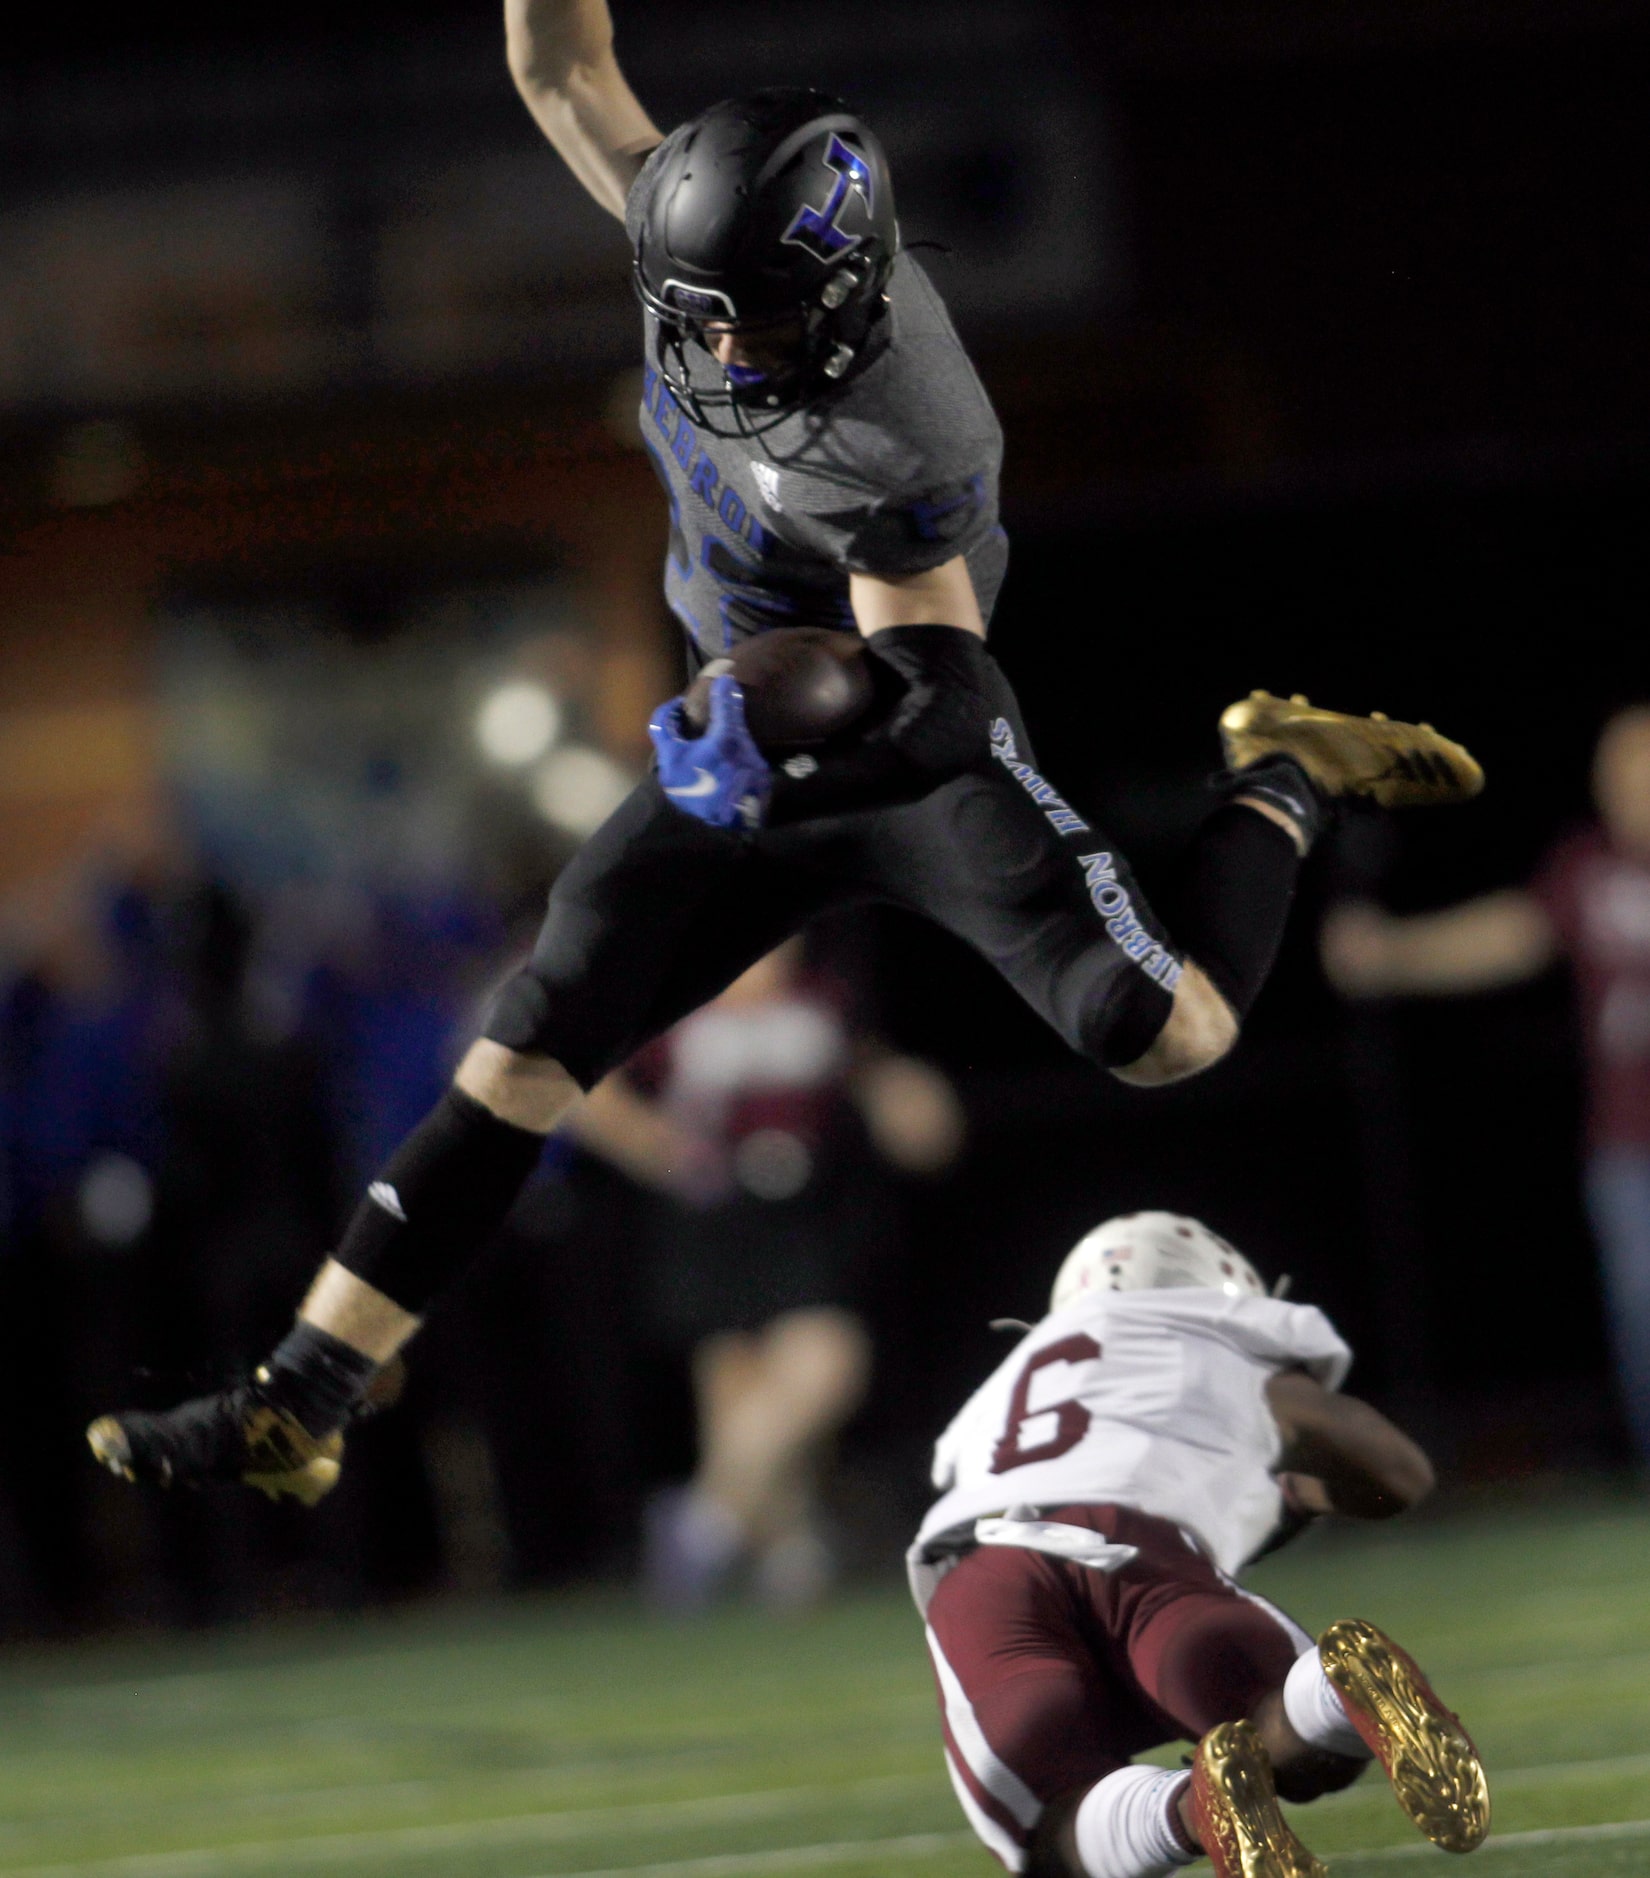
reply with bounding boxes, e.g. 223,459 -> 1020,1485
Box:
484,670 -> 1180,1085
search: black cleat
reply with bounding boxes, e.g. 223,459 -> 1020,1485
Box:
88,1377 -> 344,1507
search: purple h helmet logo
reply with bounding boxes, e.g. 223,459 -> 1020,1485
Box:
782,134 -> 874,263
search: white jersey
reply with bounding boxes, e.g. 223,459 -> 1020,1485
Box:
914,1291 -> 1352,1578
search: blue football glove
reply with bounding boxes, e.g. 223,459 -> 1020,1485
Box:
648,672 -> 772,831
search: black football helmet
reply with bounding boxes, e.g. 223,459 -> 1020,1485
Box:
634,88 -> 899,429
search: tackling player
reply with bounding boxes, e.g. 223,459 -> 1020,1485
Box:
909,1211 -> 1488,1878
88,0 -> 1482,1500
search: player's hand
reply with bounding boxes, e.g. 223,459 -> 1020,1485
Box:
1320,900 -> 1402,997
649,673 -> 772,831
1246,1470 -> 1331,1561
1277,1470 -> 1334,1517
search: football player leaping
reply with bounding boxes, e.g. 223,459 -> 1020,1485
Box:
89,1 -> 1482,1500
910,1211 -> 1489,1878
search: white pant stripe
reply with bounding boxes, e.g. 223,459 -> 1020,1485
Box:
943,1747 -> 1028,1872
925,1625 -> 1043,1831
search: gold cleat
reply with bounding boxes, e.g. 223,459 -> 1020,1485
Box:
1190,1719 -> 1327,1878
86,1417 -> 138,1484
1319,1618 -> 1490,1854
87,1390 -> 345,1507
239,1404 -> 345,1506
1220,691 -> 1484,809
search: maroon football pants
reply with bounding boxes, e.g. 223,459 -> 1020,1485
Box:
923,1503 -> 1309,1869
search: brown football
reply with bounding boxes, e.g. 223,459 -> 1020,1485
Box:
682,628 -> 875,756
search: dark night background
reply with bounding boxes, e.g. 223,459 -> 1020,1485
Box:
0,0 -> 1646,1624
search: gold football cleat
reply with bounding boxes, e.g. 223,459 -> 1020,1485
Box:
238,1403 -> 345,1506
1220,691 -> 1484,809
86,1396 -> 344,1508
1319,1618 -> 1490,1854
1190,1719 -> 1327,1878
85,1418 -> 138,1483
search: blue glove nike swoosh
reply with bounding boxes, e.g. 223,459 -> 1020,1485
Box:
647,673 -> 772,830
664,769 -> 720,800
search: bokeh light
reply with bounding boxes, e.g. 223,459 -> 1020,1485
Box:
531,744 -> 634,836
475,681 -> 562,767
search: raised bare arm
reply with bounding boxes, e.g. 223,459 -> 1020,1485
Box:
504,0 -> 663,219
1321,890 -> 1558,998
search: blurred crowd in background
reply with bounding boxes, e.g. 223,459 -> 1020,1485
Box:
2,0 -> 1648,1641
0,777 -> 967,1634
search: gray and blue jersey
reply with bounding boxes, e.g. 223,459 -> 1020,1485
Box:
626,155 -> 1007,665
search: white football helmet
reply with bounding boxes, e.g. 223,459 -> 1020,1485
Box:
1050,1211 -> 1266,1311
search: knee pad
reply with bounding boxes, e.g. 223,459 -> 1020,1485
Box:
1081,968 -> 1177,1071
483,967 -> 610,1090
482,968 -> 556,1056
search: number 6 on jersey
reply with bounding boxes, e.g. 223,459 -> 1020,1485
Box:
991,1334 -> 1101,1473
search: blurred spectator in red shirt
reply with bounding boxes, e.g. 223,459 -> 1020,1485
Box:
1322,705 -> 1650,1468
567,938 -> 963,1610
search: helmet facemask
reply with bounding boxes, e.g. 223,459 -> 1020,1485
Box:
638,263 -> 886,429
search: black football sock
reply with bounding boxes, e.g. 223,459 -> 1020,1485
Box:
1226,754 -> 1331,851
259,1322 -> 380,1437
1168,798 -> 1305,1021
331,1086 -> 548,1315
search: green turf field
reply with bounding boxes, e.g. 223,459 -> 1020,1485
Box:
1,1494 -> 1646,1877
